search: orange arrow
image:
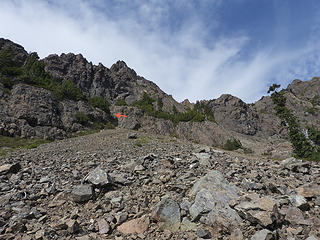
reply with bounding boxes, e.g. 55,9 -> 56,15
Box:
115,113 -> 128,119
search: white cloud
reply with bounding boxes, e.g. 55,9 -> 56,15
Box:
0,0 -> 319,103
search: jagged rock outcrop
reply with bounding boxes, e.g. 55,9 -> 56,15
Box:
43,53 -> 185,113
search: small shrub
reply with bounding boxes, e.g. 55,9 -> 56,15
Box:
105,122 -> 116,129
89,96 -> 110,113
74,112 -> 90,125
307,126 -> 320,146
223,139 -> 242,151
0,73 -> 14,89
93,122 -> 105,130
115,99 -> 127,106
157,97 -> 163,111
170,132 -> 179,138
243,147 -> 254,154
135,136 -> 149,147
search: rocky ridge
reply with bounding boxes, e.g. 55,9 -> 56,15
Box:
0,129 -> 320,239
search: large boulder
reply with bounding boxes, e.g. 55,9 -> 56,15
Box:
189,170 -> 241,230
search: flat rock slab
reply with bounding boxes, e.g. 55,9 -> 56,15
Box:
297,184 -> 320,198
71,184 -> 93,203
84,166 -> 113,187
152,197 -> 181,232
117,215 -> 149,234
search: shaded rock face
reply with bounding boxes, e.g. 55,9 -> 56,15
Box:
0,84 -> 109,139
209,94 -> 260,135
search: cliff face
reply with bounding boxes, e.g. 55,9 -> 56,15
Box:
1,38 -> 320,154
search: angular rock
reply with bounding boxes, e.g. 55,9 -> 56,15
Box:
115,212 -> 128,225
97,218 -> 110,234
71,184 -> 93,203
283,207 -> 312,225
117,215 -> 149,234
151,197 -> 181,232
66,219 -> 80,234
84,166 -> 113,187
251,229 -> 274,240
127,132 -> 138,139
197,228 -> 211,239
289,194 -> 310,211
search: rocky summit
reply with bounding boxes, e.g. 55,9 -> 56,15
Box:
0,38 -> 320,239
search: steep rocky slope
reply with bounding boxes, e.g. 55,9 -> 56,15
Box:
1,38 -> 320,156
0,129 -> 319,239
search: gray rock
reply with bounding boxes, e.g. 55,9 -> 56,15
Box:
71,184 -> 93,203
97,218 -> 110,234
283,207 -> 312,225
197,228 -> 211,239
127,132 -> 138,139
289,194 -> 310,211
251,229 -> 274,240
116,212 -> 128,225
189,170 -> 241,228
151,197 -> 181,232
84,166 -> 113,187
180,198 -> 192,211
193,152 -> 212,167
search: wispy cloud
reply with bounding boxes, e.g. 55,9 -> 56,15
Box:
0,0 -> 319,103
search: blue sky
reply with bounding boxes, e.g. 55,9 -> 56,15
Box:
1,0 -> 320,103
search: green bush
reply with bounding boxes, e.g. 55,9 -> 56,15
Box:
89,96 -> 110,113
54,80 -> 86,101
74,112 -> 90,125
133,92 -> 156,116
132,92 -> 208,125
0,73 -> 14,89
0,48 -> 15,68
115,99 -> 127,106
157,97 -> 163,111
223,139 -> 242,151
307,126 -> 320,146
270,87 -> 319,160
311,95 -> 320,106
194,101 -> 216,122
105,122 -> 116,129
